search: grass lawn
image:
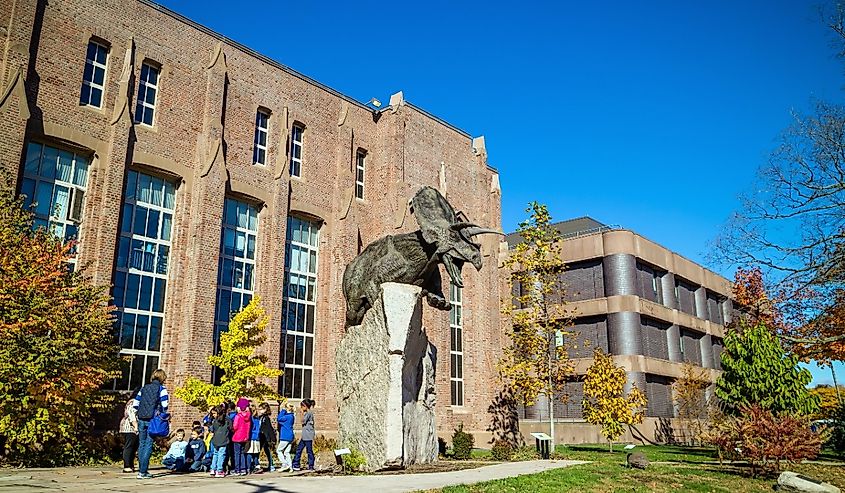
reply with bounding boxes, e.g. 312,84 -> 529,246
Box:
435,444 -> 845,493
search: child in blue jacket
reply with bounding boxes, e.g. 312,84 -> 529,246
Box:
276,402 -> 295,472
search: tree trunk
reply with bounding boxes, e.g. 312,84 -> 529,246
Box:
832,363 -> 843,406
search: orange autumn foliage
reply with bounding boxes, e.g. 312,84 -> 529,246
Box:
0,187 -> 121,466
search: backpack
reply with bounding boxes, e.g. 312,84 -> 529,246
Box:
137,381 -> 163,420
148,409 -> 170,438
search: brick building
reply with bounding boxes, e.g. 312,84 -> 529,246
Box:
505,217 -> 733,444
0,0 -> 504,436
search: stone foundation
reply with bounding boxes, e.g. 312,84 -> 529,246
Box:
335,282 -> 438,471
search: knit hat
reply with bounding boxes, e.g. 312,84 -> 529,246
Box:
237,397 -> 250,410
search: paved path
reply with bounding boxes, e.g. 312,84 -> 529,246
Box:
0,460 -> 586,493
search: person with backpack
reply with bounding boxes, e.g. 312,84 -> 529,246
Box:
133,369 -> 170,480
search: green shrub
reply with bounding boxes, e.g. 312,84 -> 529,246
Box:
451,423 -> 475,460
342,448 -> 367,473
491,439 -> 514,461
511,446 -> 541,461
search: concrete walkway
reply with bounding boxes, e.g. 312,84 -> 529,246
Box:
0,460 -> 587,493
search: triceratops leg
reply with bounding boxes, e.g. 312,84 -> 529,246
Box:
346,296 -> 370,327
422,268 -> 451,311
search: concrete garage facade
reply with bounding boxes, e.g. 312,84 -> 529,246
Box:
0,0 -> 503,436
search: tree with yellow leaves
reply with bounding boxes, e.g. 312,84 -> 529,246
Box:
499,202 -> 575,445
672,363 -> 711,445
582,348 -> 647,451
175,297 -> 283,410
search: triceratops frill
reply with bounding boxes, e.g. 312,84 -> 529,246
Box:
342,186 -> 502,327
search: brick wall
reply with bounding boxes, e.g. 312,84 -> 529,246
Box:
0,0 -> 502,436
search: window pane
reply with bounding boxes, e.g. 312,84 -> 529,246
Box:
93,66 -> 105,85
133,206 -> 148,235
161,213 -> 172,241
138,276 -> 153,310
156,245 -> 169,275
285,334 -> 295,365
129,355 -> 144,390
24,142 -> 41,175
118,314 -> 134,349
20,178 -> 35,209
150,177 -> 163,206
304,336 -> 313,366
146,209 -> 160,239
302,369 -> 312,399
163,181 -> 175,209
56,151 -> 73,182
153,278 -> 166,312
73,157 -> 89,187
40,146 -> 58,179
125,274 -> 140,309
149,317 -> 162,351
50,185 -> 70,220
35,182 -> 52,217
134,314 -> 149,350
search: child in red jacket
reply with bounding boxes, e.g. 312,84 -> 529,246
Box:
231,398 -> 252,476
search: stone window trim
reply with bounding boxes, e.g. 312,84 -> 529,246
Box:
134,60 -> 161,128
289,122 -> 305,178
80,38 -> 110,109
354,148 -> 366,201
253,107 -> 271,166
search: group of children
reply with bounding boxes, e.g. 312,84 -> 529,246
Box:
160,397 -> 317,478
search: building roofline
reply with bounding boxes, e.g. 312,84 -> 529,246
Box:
404,101 -> 471,138
567,227 -> 731,286
138,1 -> 375,114
138,1 -> 497,171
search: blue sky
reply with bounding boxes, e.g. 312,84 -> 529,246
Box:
159,0 -> 844,385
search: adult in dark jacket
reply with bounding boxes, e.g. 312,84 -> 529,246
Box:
132,369 -> 170,479
276,402 -> 295,472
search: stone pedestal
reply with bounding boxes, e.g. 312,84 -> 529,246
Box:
336,282 -> 437,471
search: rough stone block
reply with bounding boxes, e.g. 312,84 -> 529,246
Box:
626,452 -> 649,469
336,282 -> 437,471
776,471 -> 841,493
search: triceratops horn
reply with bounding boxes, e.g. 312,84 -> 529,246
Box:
464,227 -> 505,237
449,222 -> 477,230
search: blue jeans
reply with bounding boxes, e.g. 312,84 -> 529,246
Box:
137,419 -> 153,474
162,456 -> 184,471
210,445 -> 227,473
293,440 -> 314,470
233,442 -> 247,473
